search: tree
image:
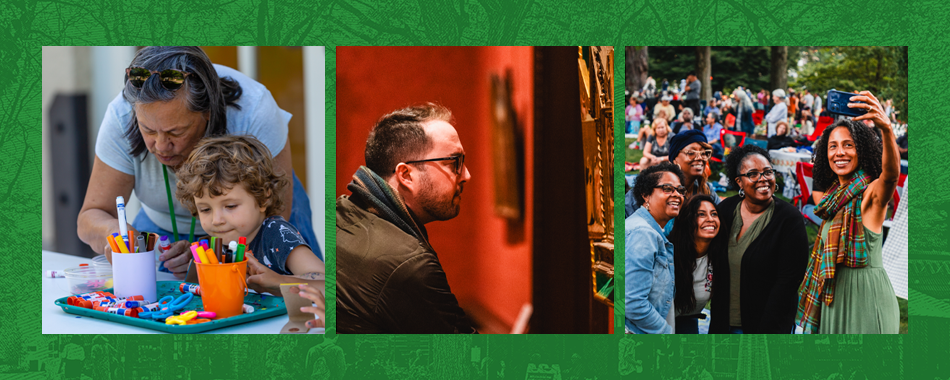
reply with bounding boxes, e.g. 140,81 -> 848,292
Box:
695,46 -> 711,101
626,46 -> 649,93
647,47 -> 772,95
770,46 -> 788,101
791,46 -> 908,121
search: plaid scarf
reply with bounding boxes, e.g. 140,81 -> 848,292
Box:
347,166 -> 431,250
796,169 -> 871,333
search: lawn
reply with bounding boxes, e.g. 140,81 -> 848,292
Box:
624,137 -> 908,334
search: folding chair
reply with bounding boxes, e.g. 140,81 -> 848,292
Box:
808,116 -> 834,142
752,110 -> 765,126
884,173 -> 908,230
711,129 -> 747,164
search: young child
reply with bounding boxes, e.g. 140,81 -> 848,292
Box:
175,135 -> 325,296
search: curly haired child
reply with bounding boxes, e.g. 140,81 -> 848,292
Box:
176,135 -> 325,297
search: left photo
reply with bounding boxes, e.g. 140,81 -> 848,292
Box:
42,46 -> 326,334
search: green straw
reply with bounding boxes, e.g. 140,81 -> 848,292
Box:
162,165 -> 180,240
189,216 -> 196,244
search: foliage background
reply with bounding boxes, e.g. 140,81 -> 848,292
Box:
4,0 -> 945,378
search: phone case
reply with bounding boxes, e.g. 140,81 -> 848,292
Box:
826,90 -> 868,118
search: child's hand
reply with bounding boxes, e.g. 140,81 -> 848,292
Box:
245,250 -> 284,296
292,283 -> 325,329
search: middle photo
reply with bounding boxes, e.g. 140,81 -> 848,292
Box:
335,46 -> 616,334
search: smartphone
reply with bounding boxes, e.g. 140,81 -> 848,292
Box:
826,90 -> 868,118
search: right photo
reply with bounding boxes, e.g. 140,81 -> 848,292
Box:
624,46 -> 908,335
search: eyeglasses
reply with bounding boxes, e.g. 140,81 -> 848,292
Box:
401,154 -> 466,175
737,168 -> 775,181
126,67 -> 192,90
654,184 -> 687,195
680,149 -> 713,160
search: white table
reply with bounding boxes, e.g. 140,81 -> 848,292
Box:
42,250 -> 323,334
769,149 -> 812,174
770,149 -> 813,200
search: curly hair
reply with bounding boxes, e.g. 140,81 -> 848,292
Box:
669,194 -> 719,315
365,103 -> 454,178
632,161 -> 685,208
175,135 -> 289,217
812,120 -> 883,191
725,144 -> 771,182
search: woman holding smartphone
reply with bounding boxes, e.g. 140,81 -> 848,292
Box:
797,91 -> 900,334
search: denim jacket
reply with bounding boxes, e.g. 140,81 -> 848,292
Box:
625,207 -> 675,334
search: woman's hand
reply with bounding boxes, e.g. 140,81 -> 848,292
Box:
850,91 -> 891,132
159,240 -> 194,278
291,283 -> 325,329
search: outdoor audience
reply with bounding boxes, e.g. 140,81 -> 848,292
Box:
625,79 -> 907,335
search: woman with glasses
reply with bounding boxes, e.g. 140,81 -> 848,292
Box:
709,145 -> 808,334
625,162 -> 686,334
797,91 -> 900,334
669,130 -> 720,206
669,194 -> 720,334
77,46 -> 322,278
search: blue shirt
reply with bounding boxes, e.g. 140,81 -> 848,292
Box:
703,122 -> 723,144
95,64 -> 291,234
625,207 -> 675,334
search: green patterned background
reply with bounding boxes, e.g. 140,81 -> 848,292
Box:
10,0 -> 947,378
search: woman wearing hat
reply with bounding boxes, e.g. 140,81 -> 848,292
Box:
653,96 -> 676,123
765,89 -> 788,137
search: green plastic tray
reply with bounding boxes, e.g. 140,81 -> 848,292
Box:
54,281 -> 286,333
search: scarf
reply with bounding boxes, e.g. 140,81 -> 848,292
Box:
347,166 -> 431,250
796,169 -> 871,333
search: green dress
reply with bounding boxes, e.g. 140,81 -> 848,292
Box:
818,222 -> 900,334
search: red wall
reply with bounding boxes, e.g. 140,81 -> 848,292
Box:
336,47 -> 534,330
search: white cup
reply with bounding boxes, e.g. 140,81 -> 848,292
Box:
111,249 -> 157,301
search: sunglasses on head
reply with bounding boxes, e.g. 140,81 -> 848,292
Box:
126,67 -> 191,90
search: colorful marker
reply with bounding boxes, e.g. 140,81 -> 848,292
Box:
116,196 -> 129,246
235,243 -> 246,262
196,246 -> 209,264
113,235 -> 129,254
189,245 -> 201,264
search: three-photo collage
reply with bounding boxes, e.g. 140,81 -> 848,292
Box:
41,46 -> 906,340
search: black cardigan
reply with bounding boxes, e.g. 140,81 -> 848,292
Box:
709,196 -> 809,334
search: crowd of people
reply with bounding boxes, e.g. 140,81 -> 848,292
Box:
627,76 -> 906,173
625,86 -> 903,334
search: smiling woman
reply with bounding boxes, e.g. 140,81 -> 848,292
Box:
76,46 -> 321,278
797,91 -> 901,334
709,144 -> 809,334
625,162 -> 685,334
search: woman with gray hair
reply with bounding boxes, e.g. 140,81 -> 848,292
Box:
764,89 -> 788,137
77,46 -> 321,277
731,88 -> 756,135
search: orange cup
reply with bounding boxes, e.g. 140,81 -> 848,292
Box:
195,260 -> 247,318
